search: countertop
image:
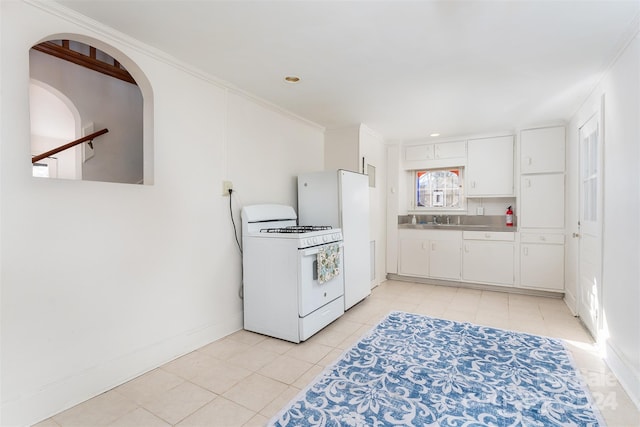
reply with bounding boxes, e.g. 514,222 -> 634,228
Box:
398,223 -> 516,232
397,215 -> 516,232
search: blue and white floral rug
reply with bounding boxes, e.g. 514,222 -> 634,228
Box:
270,311 -> 604,426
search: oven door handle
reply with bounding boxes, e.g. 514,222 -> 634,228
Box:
301,241 -> 344,257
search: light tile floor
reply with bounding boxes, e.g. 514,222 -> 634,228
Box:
35,280 -> 640,426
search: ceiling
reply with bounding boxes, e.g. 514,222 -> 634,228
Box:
55,0 -> 639,141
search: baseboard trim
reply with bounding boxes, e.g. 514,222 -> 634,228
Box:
3,314 -> 243,427
605,339 -> 640,411
386,274 -> 564,299
563,289 -> 578,316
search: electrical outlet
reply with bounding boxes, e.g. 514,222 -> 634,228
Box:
222,180 -> 233,196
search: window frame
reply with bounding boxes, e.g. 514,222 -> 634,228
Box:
411,167 -> 466,213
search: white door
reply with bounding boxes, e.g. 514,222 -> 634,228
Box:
577,111 -> 603,339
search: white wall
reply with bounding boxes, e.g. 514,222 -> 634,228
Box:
324,124 -> 387,287
568,32 -> 640,407
385,144 -> 400,274
30,48 -> 144,184
359,125 -> 386,286
226,92 -> 324,207
324,126 -> 360,172
0,2 -> 324,426
30,82 -> 78,180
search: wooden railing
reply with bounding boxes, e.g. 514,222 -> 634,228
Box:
33,41 -> 136,85
32,128 -> 109,163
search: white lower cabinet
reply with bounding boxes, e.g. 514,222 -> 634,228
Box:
398,229 -> 461,280
519,233 -> 564,291
462,232 -> 515,286
398,237 -> 430,277
430,238 -> 462,280
398,229 -> 526,288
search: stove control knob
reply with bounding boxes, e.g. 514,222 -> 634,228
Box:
323,236 -> 329,242
312,237 -> 318,245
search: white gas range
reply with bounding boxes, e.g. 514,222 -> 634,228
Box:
241,204 -> 345,343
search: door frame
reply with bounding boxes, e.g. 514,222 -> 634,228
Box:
576,96 -> 605,340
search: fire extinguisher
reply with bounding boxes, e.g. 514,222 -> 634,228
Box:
506,206 -> 514,227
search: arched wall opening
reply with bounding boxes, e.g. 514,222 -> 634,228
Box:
29,34 -> 154,184
30,79 -> 82,179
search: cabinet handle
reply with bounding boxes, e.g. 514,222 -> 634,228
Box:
464,244 -> 469,253
539,236 -> 546,241
525,178 -> 531,188
523,247 -> 529,256
431,242 -> 435,251
484,233 -> 491,238
572,232 -> 580,238
422,242 -> 427,250
526,156 -> 532,165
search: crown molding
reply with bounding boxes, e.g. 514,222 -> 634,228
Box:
24,0 -> 325,132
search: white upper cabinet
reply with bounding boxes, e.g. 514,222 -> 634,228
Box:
520,126 -> 565,174
520,174 -> 565,228
403,140 -> 466,168
518,126 -> 566,229
434,141 -> 466,160
466,135 -> 514,197
405,144 -> 434,162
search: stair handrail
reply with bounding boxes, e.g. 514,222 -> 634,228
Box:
32,128 -> 109,164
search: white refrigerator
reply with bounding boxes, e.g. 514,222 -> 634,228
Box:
298,170 -> 371,310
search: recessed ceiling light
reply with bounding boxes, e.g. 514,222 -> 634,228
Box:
430,133 -> 440,137
284,76 -> 301,83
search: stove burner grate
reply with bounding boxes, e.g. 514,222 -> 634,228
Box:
260,225 -> 332,234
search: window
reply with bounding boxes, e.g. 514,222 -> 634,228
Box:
30,37 -> 154,184
415,168 -> 464,210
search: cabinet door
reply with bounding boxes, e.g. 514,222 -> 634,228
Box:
520,243 -> 564,291
398,238 -> 429,276
467,136 -> 514,196
463,241 -> 514,285
521,126 -> 565,174
520,174 -> 564,228
430,239 -> 461,279
405,145 -> 434,161
435,141 -> 466,159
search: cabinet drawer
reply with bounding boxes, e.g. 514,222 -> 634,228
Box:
520,233 -> 564,244
463,231 -> 515,242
